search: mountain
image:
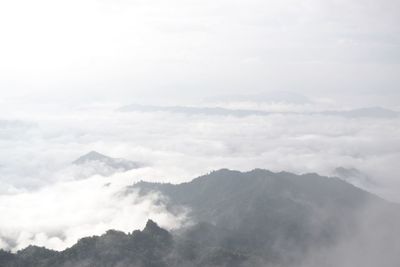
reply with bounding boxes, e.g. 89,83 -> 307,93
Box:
118,104 -> 270,117
2,169 -> 399,266
73,151 -> 141,170
320,107 -> 399,118
132,170 -> 372,246
0,220 -> 173,267
0,220 -> 250,267
130,169 -> 400,266
72,151 -> 142,177
119,104 -> 399,120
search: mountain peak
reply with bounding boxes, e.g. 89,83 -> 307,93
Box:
86,150 -> 105,157
142,220 -> 172,241
72,151 -> 142,177
73,151 -> 109,164
143,219 -> 162,233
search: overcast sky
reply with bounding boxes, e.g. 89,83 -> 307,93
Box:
0,0 -> 399,107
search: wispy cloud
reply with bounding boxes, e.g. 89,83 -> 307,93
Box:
0,172 -> 188,251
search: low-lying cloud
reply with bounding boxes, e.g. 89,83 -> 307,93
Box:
0,100 -> 399,250
0,171 -> 188,251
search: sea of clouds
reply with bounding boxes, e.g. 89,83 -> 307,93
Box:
0,100 -> 399,251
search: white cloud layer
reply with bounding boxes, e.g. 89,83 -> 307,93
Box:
0,171 -> 188,251
0,100 -> 399,251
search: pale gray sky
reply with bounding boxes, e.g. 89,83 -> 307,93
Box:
0,0 -> 399,106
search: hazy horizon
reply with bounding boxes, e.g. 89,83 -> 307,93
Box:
1,0 -> 400,108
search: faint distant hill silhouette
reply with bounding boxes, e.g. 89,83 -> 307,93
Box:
119,104 -> 399,119
320,106 -> 399,118
72,151 -> 142,177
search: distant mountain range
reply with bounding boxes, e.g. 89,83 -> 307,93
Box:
119,104 -> 399,119
118,104 -> 270,117
1,169 -> 399,266
320,106 -> 399,118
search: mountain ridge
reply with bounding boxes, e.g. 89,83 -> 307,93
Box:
2,169 -> 399,266
118,104 -> 399,119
